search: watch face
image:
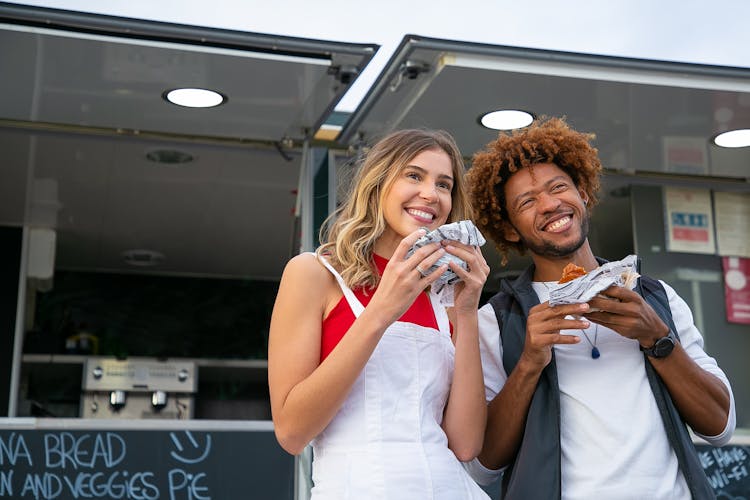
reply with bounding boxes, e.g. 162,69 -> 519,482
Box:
653,336 -> 675,357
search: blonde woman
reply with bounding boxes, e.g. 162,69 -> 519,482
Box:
268,129 -> 490,499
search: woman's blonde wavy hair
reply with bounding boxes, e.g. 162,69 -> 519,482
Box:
317,129 -> 472,290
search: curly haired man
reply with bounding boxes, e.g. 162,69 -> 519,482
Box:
464,117 -> 734,500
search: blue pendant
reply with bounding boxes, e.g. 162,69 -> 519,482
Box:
591,347 -> 601,359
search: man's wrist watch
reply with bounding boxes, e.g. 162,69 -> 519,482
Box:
640,331 -> 677,358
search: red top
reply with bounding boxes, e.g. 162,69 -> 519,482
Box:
320,254 -> 443,361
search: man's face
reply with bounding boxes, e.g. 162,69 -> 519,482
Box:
502,163 -> 589,258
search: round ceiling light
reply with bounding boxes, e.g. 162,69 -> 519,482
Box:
479,109 -> 534,130
713,129 -> 750,148
163,88 -> 226,108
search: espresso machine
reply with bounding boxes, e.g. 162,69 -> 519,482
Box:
80,357 -> 197,419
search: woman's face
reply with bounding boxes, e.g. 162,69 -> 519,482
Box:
377,148 -> 454,253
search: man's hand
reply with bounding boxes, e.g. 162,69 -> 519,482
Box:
585,286 -> 669,347
520,302 -> 589,369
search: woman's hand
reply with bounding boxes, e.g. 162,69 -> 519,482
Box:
443,241 -> 490,313
367,229 -> 448,324
440,242 -> 490,460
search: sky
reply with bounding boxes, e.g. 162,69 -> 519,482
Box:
7,0 -> 750,111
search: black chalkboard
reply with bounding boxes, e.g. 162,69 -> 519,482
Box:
483,443 -> 750,500
0,428 -> 294,499
696,444 -> 750,499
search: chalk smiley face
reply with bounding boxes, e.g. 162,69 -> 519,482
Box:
169,431 -> 211,464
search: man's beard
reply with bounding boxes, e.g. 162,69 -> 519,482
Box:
516,213 -> 590,258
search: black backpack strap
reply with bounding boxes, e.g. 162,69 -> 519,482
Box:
637,275 -> 716,500
639,275 -> 680,341
486,285 -> 562,500
487,277 -> 539,375
487,292 -> 529,377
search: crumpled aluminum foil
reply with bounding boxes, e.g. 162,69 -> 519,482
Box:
548,254 -> 640,306
406,220 -> 486,305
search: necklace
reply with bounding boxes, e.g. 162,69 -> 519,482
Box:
540,281 -> 600,359
580,324 -> 600,359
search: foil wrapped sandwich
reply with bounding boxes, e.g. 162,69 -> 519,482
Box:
548,254 -> 640,306
406,220 -> 486,305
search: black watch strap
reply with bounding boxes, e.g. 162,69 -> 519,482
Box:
640,331 -> 677,358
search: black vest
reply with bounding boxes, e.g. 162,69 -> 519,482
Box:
487,260 -> 715,500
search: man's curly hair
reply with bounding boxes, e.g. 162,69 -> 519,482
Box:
466,116 -> 602,265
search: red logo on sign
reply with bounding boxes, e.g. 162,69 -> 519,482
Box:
672,227 -> 709,242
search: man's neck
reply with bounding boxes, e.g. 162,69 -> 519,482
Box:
530,243 -> 599,282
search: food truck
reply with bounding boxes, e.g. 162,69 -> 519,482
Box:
1,3 -> 749,498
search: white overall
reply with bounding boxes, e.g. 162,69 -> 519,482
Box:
311,257 -> 489,499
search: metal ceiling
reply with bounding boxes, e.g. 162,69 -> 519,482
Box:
0,3 -> 377,280
2,9 -> 750,285
340,36 -> 750,182
338,35 -> 750,279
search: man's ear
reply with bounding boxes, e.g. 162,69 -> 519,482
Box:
504,224 -> 521,243
579,189 -> 589,206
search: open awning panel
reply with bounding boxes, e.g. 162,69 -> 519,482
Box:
0,3 -> 377,279
339,35 -> 750,276
340,35 -> 750,180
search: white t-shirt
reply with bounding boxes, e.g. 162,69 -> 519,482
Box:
465,280 -> 736,500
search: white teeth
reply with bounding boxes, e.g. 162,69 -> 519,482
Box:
407,209 -> 434,220
546,216 -> 570,231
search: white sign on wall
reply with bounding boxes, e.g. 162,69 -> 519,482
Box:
715,191 -> 750,258
662,136 -> 708,175
664,187 -> 716,254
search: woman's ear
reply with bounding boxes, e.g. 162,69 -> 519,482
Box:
504,224 -> 521,243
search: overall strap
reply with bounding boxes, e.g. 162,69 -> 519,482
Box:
316,254 -> 365,317
427,291 -> 452,335
639,276 -> 716,500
